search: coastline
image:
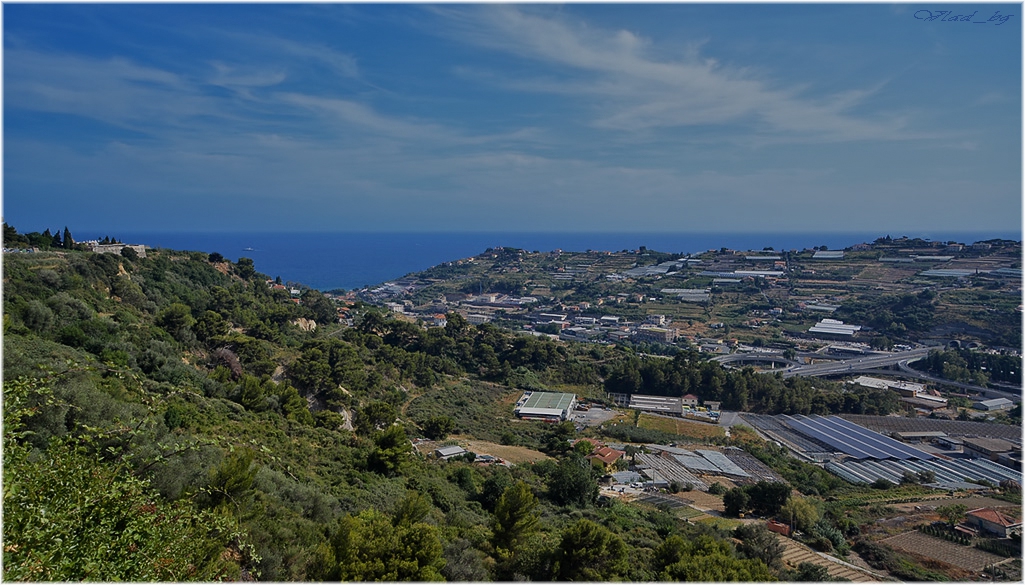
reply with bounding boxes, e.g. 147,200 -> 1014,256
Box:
93,231 -> 1022,292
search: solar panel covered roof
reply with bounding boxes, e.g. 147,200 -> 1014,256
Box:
646,444 -> 693,456
519,392 -> 575,411
671,453 -> 721,473
696,450 -> 751,477
784,415 -> 935,460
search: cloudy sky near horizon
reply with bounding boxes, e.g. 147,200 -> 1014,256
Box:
3,3 -> 1021,234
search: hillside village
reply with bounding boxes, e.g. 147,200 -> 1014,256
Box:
357,236 -> 1021,352
351,236 -> 1021,419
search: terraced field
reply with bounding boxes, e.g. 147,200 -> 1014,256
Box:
630,493 -> 707,520
773,533 -> 886,582
881,531 -> 1007,572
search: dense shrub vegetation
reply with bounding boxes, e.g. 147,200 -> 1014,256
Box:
914,348 -> 1022,386
604,352 -> 901,415
3,227 -> 802,581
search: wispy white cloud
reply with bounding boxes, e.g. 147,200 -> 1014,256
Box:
3,5 -> 1017,234
5,48 -> 222,133
209,29 -> 362,80
5,39 -> 545,153
208,62 -> 288,89
272,37 -> 361,80
973,92 -> 1010,106
276,93 -> 450,142
433,6 -> 913,143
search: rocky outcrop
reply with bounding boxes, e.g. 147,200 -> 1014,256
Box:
292,318 -> 317,332
213,347 -> 243,379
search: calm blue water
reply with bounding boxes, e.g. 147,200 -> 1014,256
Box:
99,231 -> 1020,291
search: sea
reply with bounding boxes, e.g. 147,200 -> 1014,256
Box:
101,231 -> 1021,292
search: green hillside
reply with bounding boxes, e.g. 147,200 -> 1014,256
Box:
4,226 -> 1017,581
1,232 -> 781,581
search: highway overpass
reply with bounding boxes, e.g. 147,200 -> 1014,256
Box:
714,347 -> 1020,401
779,347 -> 932,378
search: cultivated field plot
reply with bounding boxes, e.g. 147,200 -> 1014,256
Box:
774,533 -> 882,582
841,415 -> 1023,442
674,505 -> 705,520
459,440 -> 551,464
682,489 -> 728,512
851,264 -> 922,285
881,531 -> 1007,572
637,413 -> 725,440
632,492 -> 692,510
889,495 -> 1018,513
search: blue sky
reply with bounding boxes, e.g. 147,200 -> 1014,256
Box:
3,3 -> 1021,234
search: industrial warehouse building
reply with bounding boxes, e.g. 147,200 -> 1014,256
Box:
962,437 -> 1019,462
807,318 -> 861,339
973,397 -> 1014,411
513,391 -> 577,422
850,376 -> 947,411
627,394 -> 683,414
851,376 -> 926,394
434,445 -> 467,460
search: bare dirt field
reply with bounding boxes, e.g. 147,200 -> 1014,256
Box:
415,438 -> 551,464
889,495 -> 1017,513
680,489 -> 727,513
458,439 -> 551,464
495,388 -> 521,407
572,407 -> 618,427
881,531 -> 1007,572
637,413 -> 725,440
604,411 -> 634,426
853,264 -> 921,286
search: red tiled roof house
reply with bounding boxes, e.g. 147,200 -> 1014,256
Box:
966,508 -> 1023,538
588,447 -> 625,472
